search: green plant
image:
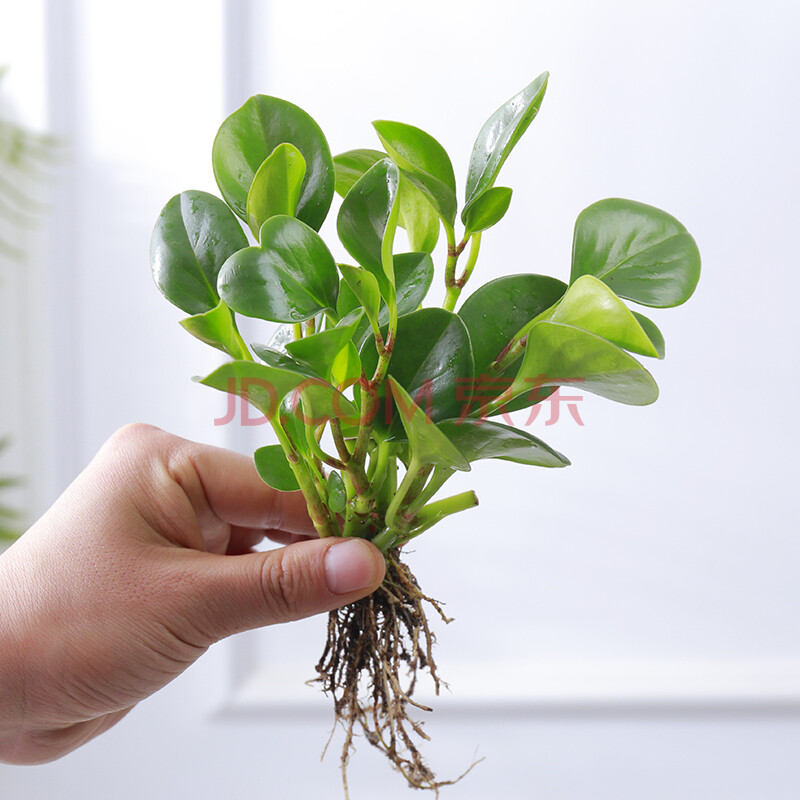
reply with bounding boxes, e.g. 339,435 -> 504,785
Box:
150,71 -> 700,793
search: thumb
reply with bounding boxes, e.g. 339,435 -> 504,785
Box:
171,538 -> 385,643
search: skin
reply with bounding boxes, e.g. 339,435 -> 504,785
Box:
0,423 -> 385,765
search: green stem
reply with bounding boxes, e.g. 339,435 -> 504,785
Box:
383,455 -> 422,530
457,232 -> 481,287
230,319 -> 253,361
489,298 -> 561,375
401,466 -> 454,522
292,323 -> 303,341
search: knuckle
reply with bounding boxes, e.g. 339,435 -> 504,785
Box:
259,550 -> 305,623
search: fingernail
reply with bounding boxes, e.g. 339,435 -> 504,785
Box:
324,540 -> 378,595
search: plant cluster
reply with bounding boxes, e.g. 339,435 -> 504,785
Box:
151,71 -> 700,793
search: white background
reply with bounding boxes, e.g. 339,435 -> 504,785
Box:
1,1 -> 799,798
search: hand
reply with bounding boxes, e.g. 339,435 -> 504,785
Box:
0,424 -> 385,765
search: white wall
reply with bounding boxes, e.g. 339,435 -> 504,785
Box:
1,1 -> 799,798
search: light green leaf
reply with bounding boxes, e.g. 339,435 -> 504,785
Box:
254,444 -> 300,491
397,174 -> 440,253
179,300 -> 248,359
550,275 -> 663,358
462,186 -> 512,235
285,311 -> 364,379
326,471 -> 347,513
338,264 -> 381,333
387,378 -> 470,471
571,198 -> 701,307
218,215 -> 339,322
246,142 -> 306,236
333,148 -> 385,196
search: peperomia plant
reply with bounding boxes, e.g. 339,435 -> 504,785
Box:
150,71 -> 700,794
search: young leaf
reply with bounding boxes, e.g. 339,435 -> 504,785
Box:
331,342 -> 362,387
436,419 -> 570,468
632,311 -> 665,358
373,120 -> 457,225
338,264 -> 381,332
337,159 -> 400,291
179,299 -> 248,359
333,148 -> 385,196
246,142 -> 306,236
254,444 -> 300,491
387,378 -> 470,471
571,198 -> 701,307
360,308 -> 474,433
150,190 -> 248,315
463,71 -> 548,218
218,215 -> 339,322
198,360 -> 311,419
462,186 -> 512,236
212,95 -> 334,231
550,275 -> 663,358
326,471 -> 347,513
285,311 -> 364,379
504,321 -> 659,408
334,151 -> 439,253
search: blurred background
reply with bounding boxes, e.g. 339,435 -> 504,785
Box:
1,0 -> 799,798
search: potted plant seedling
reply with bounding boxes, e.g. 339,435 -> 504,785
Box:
150,71 -> 700,794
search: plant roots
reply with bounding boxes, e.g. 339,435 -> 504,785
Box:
314,551 -> 472,795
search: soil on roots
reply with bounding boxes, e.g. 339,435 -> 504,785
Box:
314,551 -> 472,795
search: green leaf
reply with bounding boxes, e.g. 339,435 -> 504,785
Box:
246,142 -> 306,236
252,344 -> 322,378
387,378 -> 470,470
336,158 -> 400,290
254,444 -> 300,491
360,308 -> 474,434
463,72 -> 548,218
550,275 -> 663,358
632,311 -> 665,358
506,321 -> 659,408
571,198 -> 701,307
326,471 -> 347,513
373,120 -> 457,225
333,148 -> 385,196
436,419 -> 570,467
218,215 -> 339,322
397,174 -> 440,253
458,272 -> 567,377
462,186 -> 512,236
338,264 -> 381,332
179,300 -> 248,359
331,342 -> 362,387
297,381 -> 359,426
285,311 -> 364,379
150,190 -> 248,315
334,150 -> 439,253
198,360 -> 310,419
212,95 -> 334,231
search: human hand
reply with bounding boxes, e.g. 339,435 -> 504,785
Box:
0,424 -> 385,765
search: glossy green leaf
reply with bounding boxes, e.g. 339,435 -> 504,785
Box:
150,190 -> 248,315
333,148 -> 385,196
571,198 -> 701,307
338,264 -> 381,332
198,360 -> 309,419
252,344 -> 322,378
297,380 -> 359,426
254,444 -> 300,491
387,378 -> 470,470
462,186 -> 512,235
550,275 -> 662,358
463,72 -> 548,218
458,273 -> 567,377
334,150 -> 439,253
505,321 -> 659,408
373,120 -> 457,225
326,471 -> 347,513
436,419 -> 570,467
246,142 -> 306,236
212,95 -> 334,230
337,159 -> 400,290
285,311 -> 364,379
360,308 -> 474,434
179,300 -> 248,359
218,215 -> 338,322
